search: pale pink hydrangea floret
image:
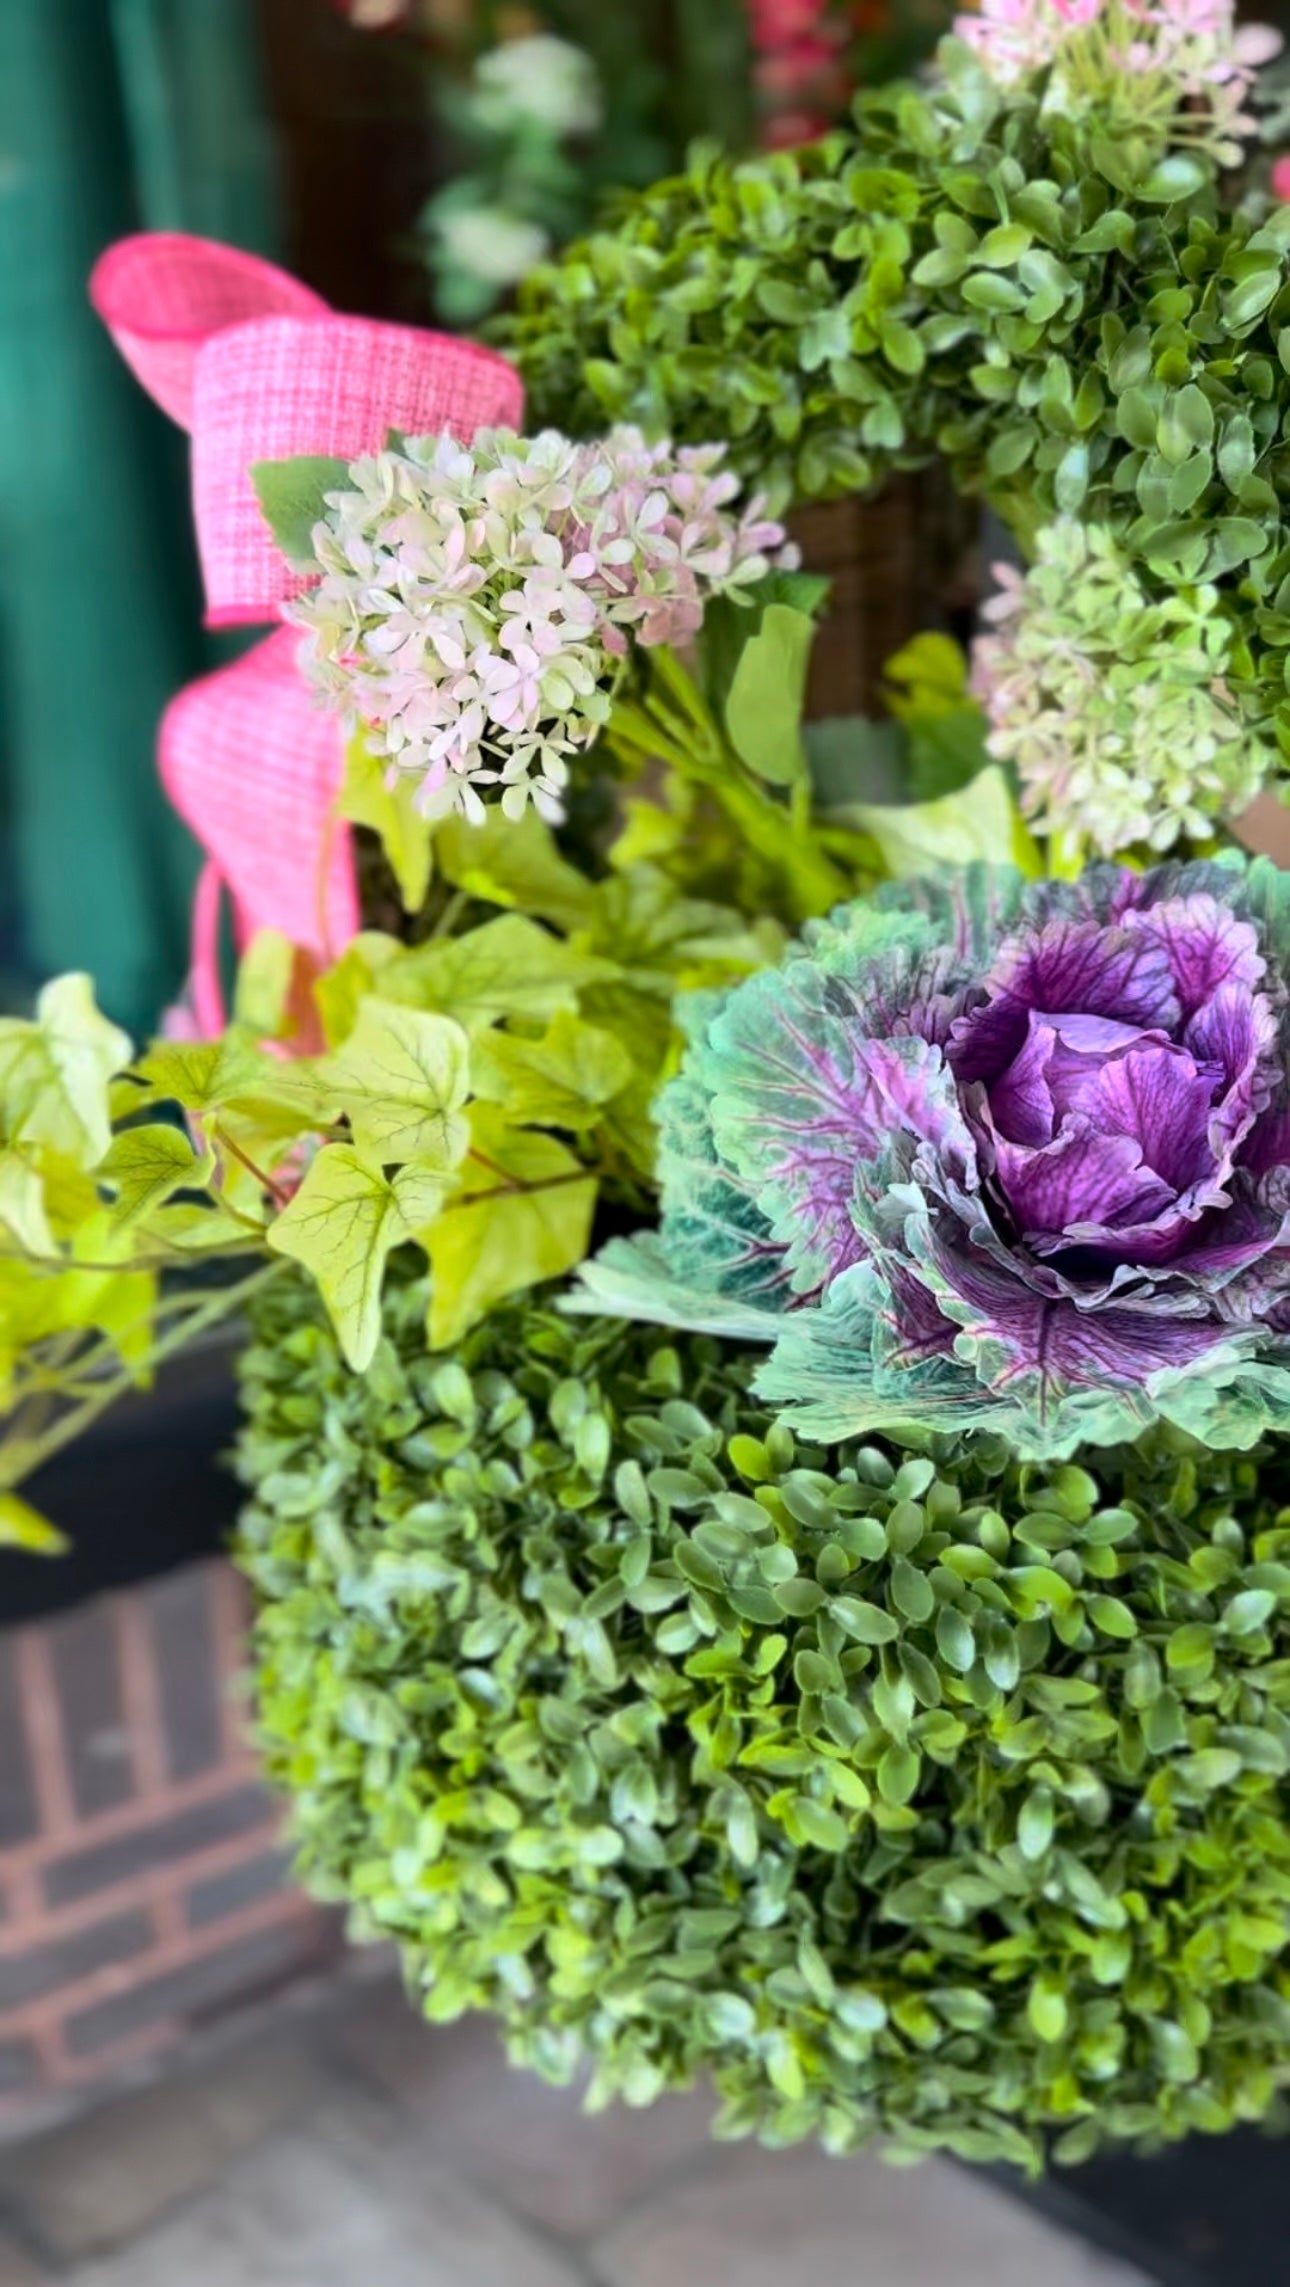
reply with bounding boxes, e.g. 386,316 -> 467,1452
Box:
953,0 -> 1280,164
291,425 -> 793,826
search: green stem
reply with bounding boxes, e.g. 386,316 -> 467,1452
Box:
0,1260 -> 286,1493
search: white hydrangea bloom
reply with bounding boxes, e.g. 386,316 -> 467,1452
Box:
292,425 -> 794,825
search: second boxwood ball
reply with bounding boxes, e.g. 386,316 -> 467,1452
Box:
236,1265 -> 1290,2169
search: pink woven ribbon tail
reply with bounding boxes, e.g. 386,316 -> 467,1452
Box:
160,627 -> 359,959
90,231 -> 526,1020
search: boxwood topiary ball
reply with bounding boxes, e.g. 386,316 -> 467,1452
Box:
236,1265 -> 1290,2170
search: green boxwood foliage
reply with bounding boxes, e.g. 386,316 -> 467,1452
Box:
237,1265 -> 1290,2170
504,53 -> 1290,756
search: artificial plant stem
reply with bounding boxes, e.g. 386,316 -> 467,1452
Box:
0,1260 -> 287,1492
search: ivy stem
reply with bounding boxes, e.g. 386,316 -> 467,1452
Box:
214,1125 -> 291,1208
0,1260 -> 287,1493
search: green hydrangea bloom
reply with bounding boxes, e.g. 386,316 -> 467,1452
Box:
973,522 -> 1268,856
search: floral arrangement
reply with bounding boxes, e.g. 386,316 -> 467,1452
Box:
10,0 -> 1290,2179
504,0 -> 1290,845
289,425 -> 791,823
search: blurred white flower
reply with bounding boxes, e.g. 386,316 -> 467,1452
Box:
472,34 -> 603,139
435,206 -> 551,287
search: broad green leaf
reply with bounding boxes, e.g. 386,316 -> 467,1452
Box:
338,735 -> 434,915
472,1011 -> 634,1131
0,976 -> 132,1170
433,809 -> 595,932
0,1152 -> 55,1256
267,1144 -> 443,1371
327,998 -> 471,1169
698,569 -> 831,721
826,763 -> 1041,879
382,915 -> 617,1035
233,931 -> 297,1038
0,1493 -> 68,1555
135,1032 -> 272,1114
250,453 -> 350,566
100,1125 -> 214,1230
424,1106 -> 596,1348
882,632 -> 969,717
724,604 -> 815,786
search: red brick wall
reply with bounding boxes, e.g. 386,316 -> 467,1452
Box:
0,1561 -> 337,2119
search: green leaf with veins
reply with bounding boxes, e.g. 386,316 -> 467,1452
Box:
472,1011 -> 634,1131
381,915 -> 618,1034
432,808 -> 596,933
326,998 -> 472,1169
134,1033 -> 272,1115
267,1145 -> 448,1371
0,1152 -> 56,1256
100,1126 -> 215,1230
0,976 -> 132,1169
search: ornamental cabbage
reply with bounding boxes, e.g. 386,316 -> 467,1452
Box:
580,858 -> 1290,1458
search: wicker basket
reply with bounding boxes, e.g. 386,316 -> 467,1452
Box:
791,473 -> 980,721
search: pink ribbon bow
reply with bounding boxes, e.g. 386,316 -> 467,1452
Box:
90,233 -> 524,1030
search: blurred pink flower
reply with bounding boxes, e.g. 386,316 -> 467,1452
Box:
335,0 -> 410,25
1273,154 -> 1290,199
953,0 -> 1281,165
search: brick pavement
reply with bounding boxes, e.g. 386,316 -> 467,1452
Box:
0,1974 -> 1153,2287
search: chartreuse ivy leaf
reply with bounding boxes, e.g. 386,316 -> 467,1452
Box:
267,1144 -> 446,1371
313,933 -> 403,1051
0,976 -> 132,1170
134,1032 -> 272,1114
424,1105 -> 597,1348
0,1492 -> 67,1555
249,454 -> 350,567
432,809 -> 596,933
472,1011 -> 634,1132
99,1126 -> 214,1230
826,763 -> 1042,879
381,915 -> 617,1035
724,604 -> 814,787
0,1152 -> 55,1256
338,735 -> 434,916
326,998 -> 471,1169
